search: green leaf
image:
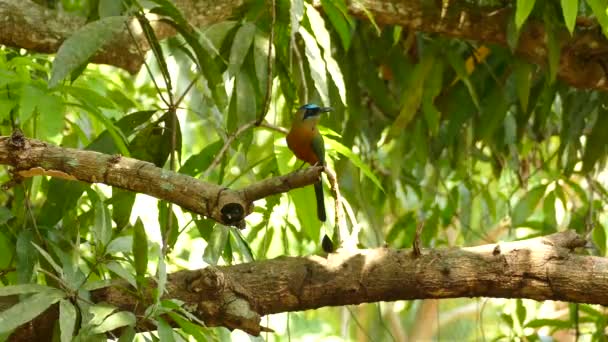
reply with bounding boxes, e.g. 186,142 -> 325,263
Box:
446,49 -> 480,109
544,14 -> 560,84
16,230 -> 36,284
157,318 -> 176,342
586,0 -> 608,38
108,189 -> 135,230
59,299 -> 76,342
561,0 -> 578,34
0,284 -> 57,297
50,16 -> 127,87
512,185 -> 547,227
298,26 -> 329,106
106,261 -> 136,288
515,0 -> 536,30
106,236 -> 133,254
31,243 -> 62,276
202,226 -> 229,265
513,60 -> 532,112
525,318 -> 571,328
592,224 -> 606,256
37,93 -> 65,142
306,3 -> 347,105
320,0 -> 354,50
19,84 -> 45,123
179,140 -> 223,176
0,289 -> 66,333
229,23 -> 256,75
132,218 -> 148,288
89,311 -> 136,334
90,190 -> 112,248
516,299 -> 527,325
98,0 -> 123,17
235,70 -> 256,124
324,136 -> 384,192
583,109 -> 608,173
167,312 -> 213,342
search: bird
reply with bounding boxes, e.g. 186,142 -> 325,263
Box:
286,103 -> 332,222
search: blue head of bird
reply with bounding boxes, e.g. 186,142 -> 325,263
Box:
295,103 -> 333,123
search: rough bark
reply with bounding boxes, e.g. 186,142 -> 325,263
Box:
10,230 -> 603,340
2,0 -> 608,90
0,131 -> 322,228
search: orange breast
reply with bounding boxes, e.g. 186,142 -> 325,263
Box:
286,127 -> 320,165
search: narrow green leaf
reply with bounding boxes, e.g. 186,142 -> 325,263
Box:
516,299 -> 527,325
59,299 -> 76,342
324,136 -> 384,192
229,23 -> 256,75
235,70 -> 256,125
0,284 -> 56,297
306,3 -> 347,105
50,16 -> 127,87
179,140 -> 223,176
106,261 -> 136,288
320,0 -> 354,50
515,0 -> 536,30
544,14 -> 560,83
89,311 -> 136,334
132,218 -> 148,288
525,318 -> 571,328
583,109 -> 608,173
16,230 -> 36,284
298,26 -> 329,105
512,185 -> 547,227
157,318 -> 176,342
167,312 -> 213,342
586,0 -> 608,37
90,191 -> 112,248
0,289 -> 66,333
513,61 -> 532,112
31,243 -> 62,276
202,226 -> 229,266
592,224 -> 606,256
561,0 -> 578,34
446,50 -> 480,109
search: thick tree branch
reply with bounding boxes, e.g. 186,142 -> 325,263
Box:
11,231 -> 604,340
2,0 -> 608,90
0,132 -> 321,227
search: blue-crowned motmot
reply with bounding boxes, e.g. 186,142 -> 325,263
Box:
286,103 -> 332,222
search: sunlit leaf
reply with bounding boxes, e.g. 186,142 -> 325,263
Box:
561,0 -> 578,34
515,0 -> 536,30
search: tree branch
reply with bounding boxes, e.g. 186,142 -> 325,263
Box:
11,230 -> 603,340
0,132 -> 321,228
3,0 -> 608,90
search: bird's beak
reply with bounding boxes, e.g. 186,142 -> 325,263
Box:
320,107 -> 333,113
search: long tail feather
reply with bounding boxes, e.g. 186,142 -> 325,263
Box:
314,181 -> 326,222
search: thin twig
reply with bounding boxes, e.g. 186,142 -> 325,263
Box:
324,167 -> 348,249
202,120 -> 258,179
175,74 -> 201,108
202,121 -> 287,179
256,0 -> 276,125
